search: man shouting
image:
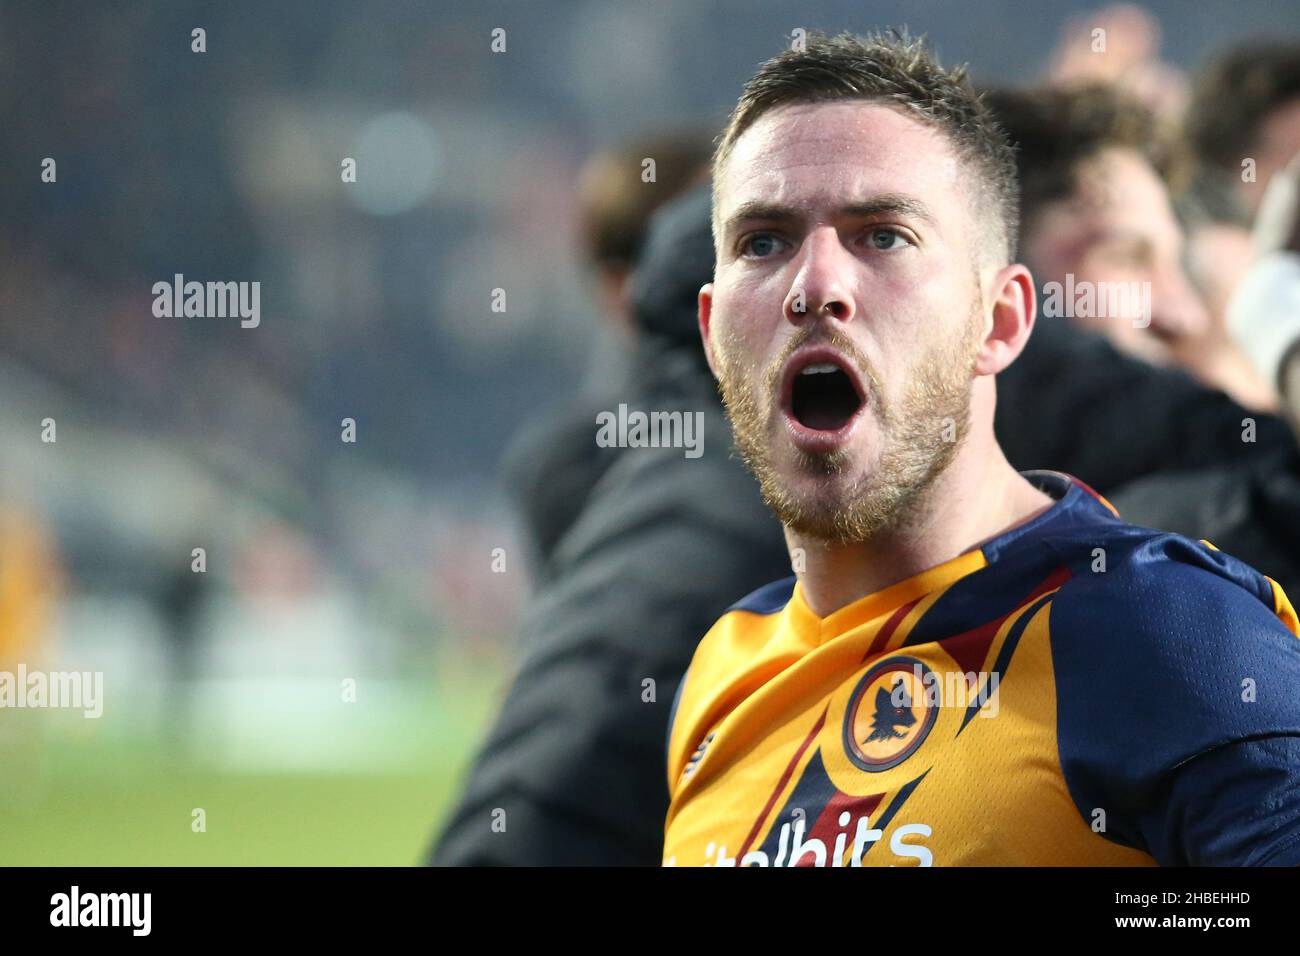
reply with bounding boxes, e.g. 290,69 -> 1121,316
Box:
664,30 -> 1300,867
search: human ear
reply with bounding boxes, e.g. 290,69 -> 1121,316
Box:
699,282 -> 720,380
974,264 -> 1036,376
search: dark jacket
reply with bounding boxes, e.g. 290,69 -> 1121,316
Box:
499,392 -> 624,585
429,188 -> 790,865
995,307 -> 1296,490
430,184 -> 1300,866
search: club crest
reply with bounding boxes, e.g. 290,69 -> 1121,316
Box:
843,656 -> 938,772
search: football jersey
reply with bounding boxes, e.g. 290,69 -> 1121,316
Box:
663,470 -> 1300,866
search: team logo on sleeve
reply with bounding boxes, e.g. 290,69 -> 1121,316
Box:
842,656 -> 937,772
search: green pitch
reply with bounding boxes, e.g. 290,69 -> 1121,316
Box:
0,673 -> 501,866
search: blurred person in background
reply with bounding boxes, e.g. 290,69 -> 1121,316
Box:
1164,42 -> 1300,582
1179,43 -> 1300,387
430,185 -> 790,866
1177,42 -> 1300,422
577,132 -> 715,342
988,82 -> 1300,600
986,84 -> 1275,410
429,154 -> 793,861
503,130 -> 712,583
1184,42 -> 1300,228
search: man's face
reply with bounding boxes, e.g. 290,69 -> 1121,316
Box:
1024,146 -> 1208,365
701,101 -> 989,543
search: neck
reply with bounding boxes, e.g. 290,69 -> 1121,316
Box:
788,428 -> 1056,619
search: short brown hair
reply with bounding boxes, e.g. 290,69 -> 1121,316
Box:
711,29 -> 1019,263
1186,42 -> 1300,173
983,84 -> 1174,241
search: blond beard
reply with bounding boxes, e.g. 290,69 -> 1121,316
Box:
717,313 -> 982,545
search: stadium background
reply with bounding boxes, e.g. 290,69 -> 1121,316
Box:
1,0 -> 1297,864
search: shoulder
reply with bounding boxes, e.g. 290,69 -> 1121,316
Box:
1045,529 -> 1300,857
1047,529 -> 1298,671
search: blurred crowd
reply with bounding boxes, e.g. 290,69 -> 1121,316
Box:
2,1 -> 1299,796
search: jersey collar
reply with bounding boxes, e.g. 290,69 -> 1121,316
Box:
785,470 -> 1117,637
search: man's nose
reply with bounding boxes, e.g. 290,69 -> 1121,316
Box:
783,227 -> 855,326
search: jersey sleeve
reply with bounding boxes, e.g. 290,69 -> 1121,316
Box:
1154,734 -> 1300,865
1048,535 -> 1300,865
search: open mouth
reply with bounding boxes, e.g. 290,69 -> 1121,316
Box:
788,359 -> 865,432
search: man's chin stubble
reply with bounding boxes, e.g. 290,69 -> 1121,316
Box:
771,460 -> 926,544
739,434 -> 910,544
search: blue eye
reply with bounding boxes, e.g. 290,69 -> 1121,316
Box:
742,233 -> 784,258
868,228 -> 908,250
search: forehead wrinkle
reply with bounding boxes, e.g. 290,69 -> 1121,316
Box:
714,101 -> 981,256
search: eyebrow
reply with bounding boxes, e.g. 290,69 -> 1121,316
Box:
722,194 -> 938,239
